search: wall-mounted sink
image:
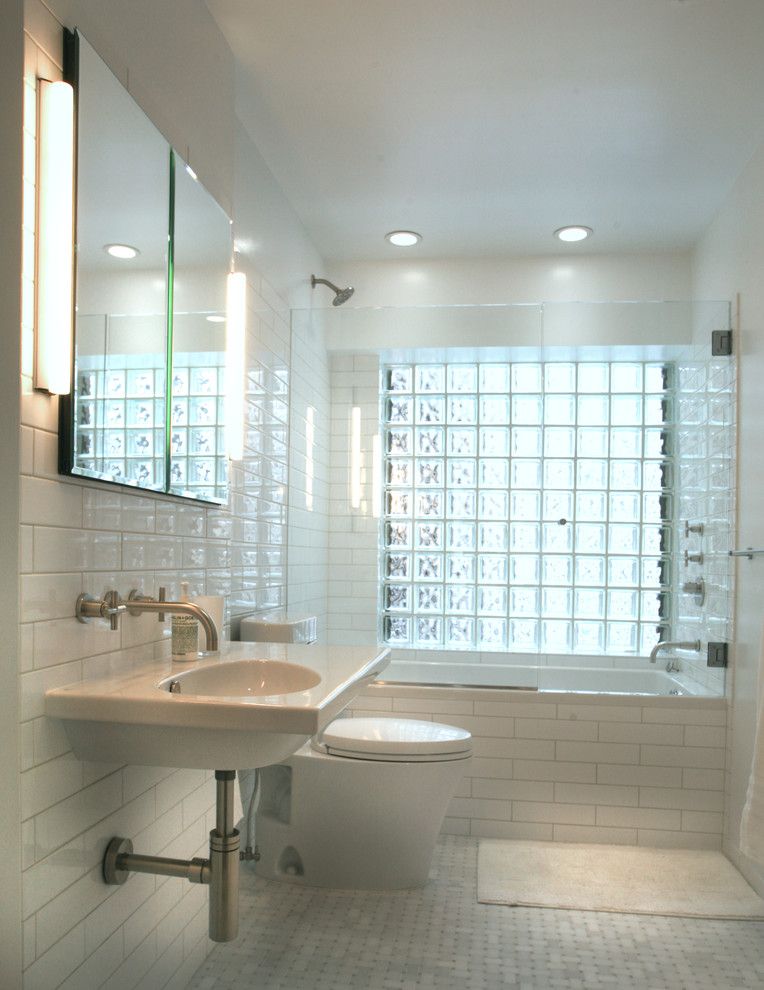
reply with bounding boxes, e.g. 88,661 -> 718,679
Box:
45,644 -> 390,769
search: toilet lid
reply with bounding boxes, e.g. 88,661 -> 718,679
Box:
316,717 -> 472,762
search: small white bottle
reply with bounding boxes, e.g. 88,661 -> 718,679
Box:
172,581 -> 198,659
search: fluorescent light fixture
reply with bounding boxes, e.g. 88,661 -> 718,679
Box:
385,230 -> 422,247
206,314 -> 226,323
225,271 -> 246,461
351,406 -> 362,509
554,225 -> 593,242
35,79 -> 74,395
104,243 -> 140,260
372,432 -> 381,519
306,406 -> 315,511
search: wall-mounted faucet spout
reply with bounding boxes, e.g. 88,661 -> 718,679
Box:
649,639 -> 701,664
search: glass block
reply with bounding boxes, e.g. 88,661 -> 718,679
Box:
386,522 -> 411,548
416,459 -> 443,487
385,616 -> 410,643
448,397 -> 477,424
541,491 -> 570,521
416,553 -> 442,580
512,427 -> 542,457
510,586 -> 540,617
543,620 -> 571,650
611,363 -> 643,392
644,428 -> 664,458
610,460 -> 641,490
644,364 -> 666,393
480,427 -> 510,456
447,522 -> 476,550
479,587 -> 507,615
416,365 -> 444,393
576,523 -> 606,553
643,462 -> 663,489
417,492 -> 443,517
510,522 -> 540,552
480,491 -> 509,519
449,459 -> 477,487
417,397 -> 445,424
640,624 -> 661,654
543,588 -> 572,617
512,364 -> 542,392
542,521 -> 573,552
448,555 -> 475,581
480,459 -> 509,487
510,555 -> 540,583
448,428 -> 477,456
417,427 -> 444,455
512,396 -> 543,424
574,622 -> 605,652
479,522 -> 508,551
640,590 -> 662,622
607,622 -> 638,653
542,555 -> 572,584
417,523 -> 442,548
575,556 -> 605,585
480,396 -> 510,424
574,588 -> 605,619
416,617 -> 442,645
642,526 -> 662,555
480,364 -> 509,392
544,427 -> 575,457
511,490 -> 541,520
576,491 -> 606,521
577,459 -> 607,488
544,460 -> 574,489
387,428 -> 412,456
644,396 -> 665,426
478,618 -> 507,648
385,585 -> 410,611
611,395 -> 643,426
577,427 -> 608,457
608,557 -> 639,587
447,617 -> 474,645
447,586 -> 475,613
448,491 -> 476,518
641,557 -> 663,587
609,523 -> 640,554
417,585 -> 442,611
448,365 -> 477,393
577,364 -> 609,393
610,493 -> 640,522
607,589 -> 638,620
544,395 -> 575,424
385,553 -> 410,579
610,428 -> 642,457
509,619 -> 539,651
511,459 -> 542,488
387,458 -> 412,487
578,395 -> 609,425
386,367 -> 412,392
544,364 -> 575,392
387,397 -> 413,424
480,554 -> 508,583
386,491 -> 411,516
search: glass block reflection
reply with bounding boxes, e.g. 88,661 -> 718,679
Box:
382,361 -> 671,653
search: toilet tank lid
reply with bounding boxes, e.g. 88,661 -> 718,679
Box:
320,717 -> 472,757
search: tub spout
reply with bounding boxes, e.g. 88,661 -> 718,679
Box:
649,640 -> 701,664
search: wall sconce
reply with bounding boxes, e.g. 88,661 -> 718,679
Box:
225,271 -> 246,461
35,79 -> 75,395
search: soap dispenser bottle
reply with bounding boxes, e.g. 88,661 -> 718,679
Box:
172,581 -> 198,659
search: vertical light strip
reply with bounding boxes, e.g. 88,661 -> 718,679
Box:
305,405 -> 315,511
225,271 -> 246,461
35,80 -> 74,395
372,432 -> 381,519
351,405 -> 362,509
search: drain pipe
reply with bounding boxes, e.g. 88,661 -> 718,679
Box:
103,770 -> 240,942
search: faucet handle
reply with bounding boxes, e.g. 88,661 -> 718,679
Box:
158,586 -> 166,623
102,590 -> 127,631
684,520 -> 704,538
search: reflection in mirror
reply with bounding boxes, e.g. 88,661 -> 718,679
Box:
67,33 -> 170,491
169,156 -> 232,502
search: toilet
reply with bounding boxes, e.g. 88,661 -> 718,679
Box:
253,716 -> 472,889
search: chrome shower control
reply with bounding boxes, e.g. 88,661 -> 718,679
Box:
684,520 -> 704,537
682,579 -> 706,606
684,550 -> 704,566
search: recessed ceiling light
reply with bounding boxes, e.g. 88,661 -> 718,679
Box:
385,230 -> 422,247
206,315 -> 226,323
554,226 -> 593,242
104,243 -> 140,260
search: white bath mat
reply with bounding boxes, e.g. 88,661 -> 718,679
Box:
478,840 -> 764,919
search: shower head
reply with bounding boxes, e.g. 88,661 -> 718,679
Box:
311,275 -> 355,307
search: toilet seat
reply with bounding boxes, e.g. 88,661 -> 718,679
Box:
312,716 -> 472,763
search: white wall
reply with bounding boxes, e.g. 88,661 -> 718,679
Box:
693,139 -> 764,896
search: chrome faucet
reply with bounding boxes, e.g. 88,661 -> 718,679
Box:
649,639 -> 701,664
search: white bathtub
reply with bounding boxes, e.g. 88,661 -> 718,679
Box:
377,660 -> 714,696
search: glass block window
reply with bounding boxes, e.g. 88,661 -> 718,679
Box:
381,361 -> 672,655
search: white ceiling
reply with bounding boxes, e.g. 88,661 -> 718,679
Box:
205,0 -> 764,261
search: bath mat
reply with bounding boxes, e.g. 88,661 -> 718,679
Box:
477,839 -> 764,919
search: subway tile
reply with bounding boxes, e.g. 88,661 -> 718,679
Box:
473,737 -> 555,760
639,786 -> 724,812
553,824 -> 638,845
598,721 -> 683,745
640,745 -> 725,769
21,476 -> 82,527
554,782 -> 639,807
682,768 -> 725,790
637,828 -> 722,850
474,700 -> 558,718
514,759 -> 597,783
472,778 -> 554,802
59,928 -> 124,990
23,923 -> 85,990
513,801 -> 595,826
681,810 -> 724,833
448,797 -> 511,821
556,703 -> 642,723
556,741 -> 639,765
597,763 -> 682,788
515,717 -> 598,741
20,572 -> 82,623
21,752 -> 82,820
84,872 -> 155,957
470,820 -> 554,841
683,724 -> 726,747
35,865 -> 111,958
34,772 -> 124,857
640,705 -> 726,726
596,806 -> 681,830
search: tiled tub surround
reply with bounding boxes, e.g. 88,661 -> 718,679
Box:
350,683 -> 726,848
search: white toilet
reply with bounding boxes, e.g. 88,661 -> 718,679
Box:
253,716 -> 472,889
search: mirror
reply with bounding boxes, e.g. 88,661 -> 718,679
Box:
60,30 -> 232,504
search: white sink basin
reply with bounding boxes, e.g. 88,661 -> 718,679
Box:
159,659 -> 322,697
45,644 -> 390,770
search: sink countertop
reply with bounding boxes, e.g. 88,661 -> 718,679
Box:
45,643 -> 391,736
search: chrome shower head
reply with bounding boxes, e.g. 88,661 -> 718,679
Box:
311,275 -> 354,307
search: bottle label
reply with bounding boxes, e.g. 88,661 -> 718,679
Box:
172,614 -> 198,655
